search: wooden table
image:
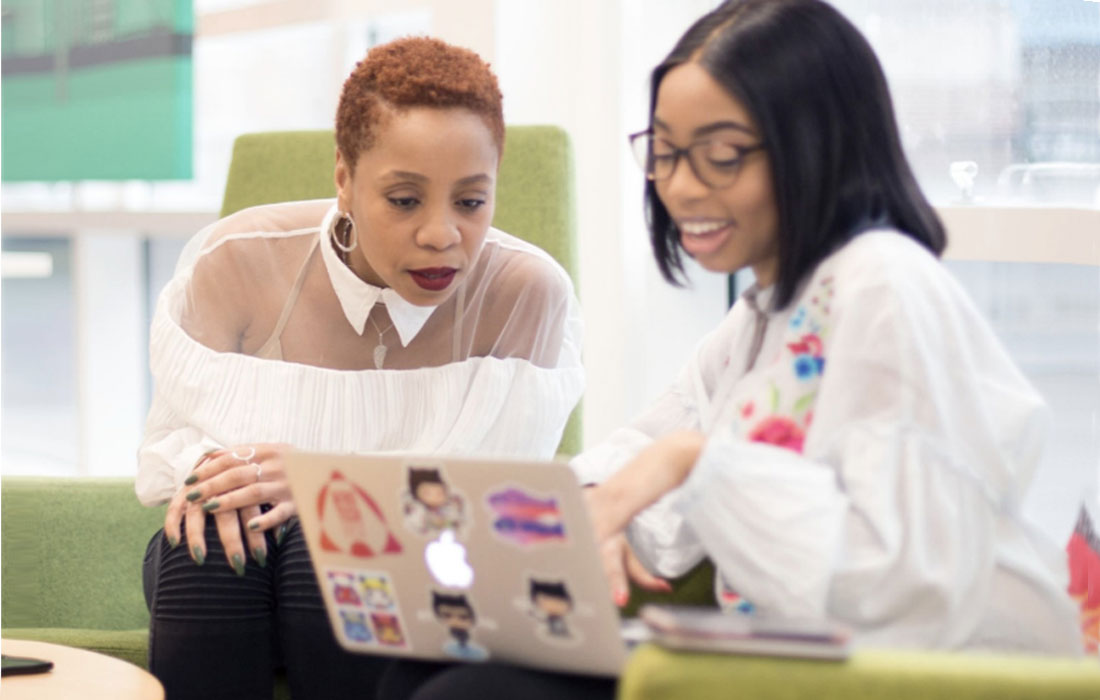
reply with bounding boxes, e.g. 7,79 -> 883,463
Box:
1,639 -> 164,700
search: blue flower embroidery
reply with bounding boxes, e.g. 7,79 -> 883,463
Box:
793,354 -> 823,380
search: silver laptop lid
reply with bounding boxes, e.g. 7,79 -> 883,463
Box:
283,451 -> 627,677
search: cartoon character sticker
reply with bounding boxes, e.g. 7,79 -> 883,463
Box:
402,466 -> 468,538
324,567 -> 408,649
486,487 -> 566,547
328,570 -> 363,606
317,470 -> 402,558
514,574 -> 591,646
430,591 -> 489,661
339,609 -> 373,643
359,573 -> 396,610
528,579 -> 575,639
371,612 -> 407,647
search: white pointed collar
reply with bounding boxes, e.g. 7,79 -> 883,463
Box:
318,205 -> 438,347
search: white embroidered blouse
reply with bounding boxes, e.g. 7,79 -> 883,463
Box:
137,200 -> 584,506
572,230 -> 1081,653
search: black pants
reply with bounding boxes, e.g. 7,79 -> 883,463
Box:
377,659 -> 617,700
143,517 -> 387,700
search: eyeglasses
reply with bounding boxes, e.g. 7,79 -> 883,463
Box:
628,130 -> 765,189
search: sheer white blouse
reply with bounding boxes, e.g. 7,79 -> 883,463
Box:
138,200 -> 584,506
572,230 -> 1080,653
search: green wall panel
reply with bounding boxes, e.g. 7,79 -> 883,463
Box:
1,0 -> 193,182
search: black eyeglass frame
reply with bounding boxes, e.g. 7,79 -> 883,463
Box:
628,129 -> 766,189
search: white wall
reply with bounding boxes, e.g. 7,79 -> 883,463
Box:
495,0 -> 728,445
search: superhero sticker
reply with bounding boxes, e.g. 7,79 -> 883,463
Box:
324,567 -> 408,650
317,470 -> 402,558
402,465 -> 469,538
485,486 -> 566,547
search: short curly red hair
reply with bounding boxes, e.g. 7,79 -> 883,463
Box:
335,37 -> 505,167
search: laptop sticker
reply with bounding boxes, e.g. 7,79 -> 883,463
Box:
514,573 -> 593,647
371,612 -> 407,647
328,570 -> 363,606
485,486 -> 566,547
401,465 -> 469,538
359,573 -> 397,611
339,609 -> 374,643
324,567 -> 408,650
317,470 -> 402,558
429,591 -> 490,661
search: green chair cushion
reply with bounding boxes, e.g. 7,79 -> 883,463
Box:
619,644 -> 1100,700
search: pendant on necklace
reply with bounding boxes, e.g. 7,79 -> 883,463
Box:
373,343 -> 387,370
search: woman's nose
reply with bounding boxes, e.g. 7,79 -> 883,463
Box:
416,207 -> 462,250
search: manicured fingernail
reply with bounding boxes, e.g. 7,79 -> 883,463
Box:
186,490 -> 202,502
167,535 -> 179,548
253,547 -> 267,568
276,524 -> 288,546
614,589 -> 629,607
184,474 -> 199,486
232,553 -> 246,577
192,546 -> 205,566
201,499 -> 220,512
248,520 -> 261,531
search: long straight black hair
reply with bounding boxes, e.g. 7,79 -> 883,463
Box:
645,0 -> 946,309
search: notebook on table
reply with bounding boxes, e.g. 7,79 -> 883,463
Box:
282,451 -> 630,676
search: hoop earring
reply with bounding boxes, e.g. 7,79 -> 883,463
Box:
332,211 -> 358,253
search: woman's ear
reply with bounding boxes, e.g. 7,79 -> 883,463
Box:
334,148 -> 352,210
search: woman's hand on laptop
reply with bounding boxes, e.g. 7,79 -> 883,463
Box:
584,430 -> 706,605
164,443 -> 296,575
584,491 -> 672,608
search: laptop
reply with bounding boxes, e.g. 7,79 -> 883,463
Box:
282,451 -> 631,676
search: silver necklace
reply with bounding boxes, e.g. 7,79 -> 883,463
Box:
368,313 -> 396,369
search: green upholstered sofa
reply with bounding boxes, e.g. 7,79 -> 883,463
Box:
4,478 -> 1100,699
0,477 -> 289,699
1,477 -> 162,668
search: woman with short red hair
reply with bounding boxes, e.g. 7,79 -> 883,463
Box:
138,37 -> 583,699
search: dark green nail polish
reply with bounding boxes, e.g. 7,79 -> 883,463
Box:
167,535 -> 179,548
192,546 -> 205,566
276,524 -> 288,546
201,499 -> 220,512
254,548 -> 267,568
184,474 -> 199,486
186,490 -> 201,502
232,553 -> 246,577
248,520 -> 261,531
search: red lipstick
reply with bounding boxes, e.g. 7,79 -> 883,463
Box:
409,267 -> 457,291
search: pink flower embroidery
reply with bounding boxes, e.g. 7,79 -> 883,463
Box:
786,333 -> 823,357
748,416 -> 805,453
741,401 -> 755,419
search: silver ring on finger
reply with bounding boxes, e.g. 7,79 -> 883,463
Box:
255,464 -> 263,483
232,446 -> 256,463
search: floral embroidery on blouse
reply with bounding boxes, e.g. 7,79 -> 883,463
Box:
736,275 -> 835,456
720,275 -> 835,613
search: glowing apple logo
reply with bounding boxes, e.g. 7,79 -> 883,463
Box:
425,529 -> 473,589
